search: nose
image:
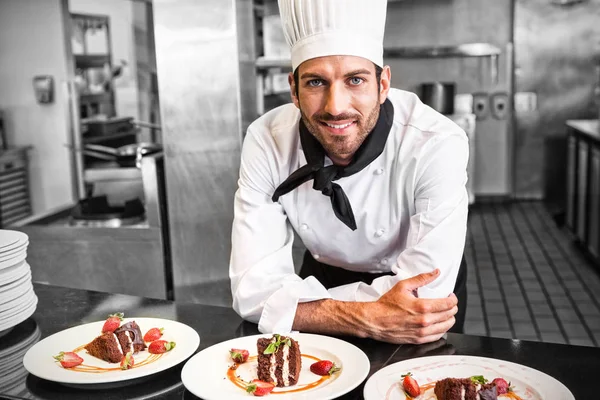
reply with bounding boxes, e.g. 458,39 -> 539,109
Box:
323,82 -> 350,117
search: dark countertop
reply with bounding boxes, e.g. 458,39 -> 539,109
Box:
2,283 -> 598,399
567,119 -> 600,142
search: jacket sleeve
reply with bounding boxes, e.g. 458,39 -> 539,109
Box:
229,129 -> 331,333
328,133 -> 469,301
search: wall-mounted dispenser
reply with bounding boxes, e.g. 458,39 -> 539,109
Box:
32,75 -> 54,104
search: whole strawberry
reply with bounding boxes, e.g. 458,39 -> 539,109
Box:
53,351 -> 84,368
120,352 -> 134,370
401,372 -> 421,398
310,360 -> 341,376
143,327 -> 164,342
246,379 -> 275,396
148,340 -> 176,354
102,312 -> 124,333
492,377 -> 511,395
229,348 -> 249,363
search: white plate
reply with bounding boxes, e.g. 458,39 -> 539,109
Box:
0,230 -> 27,250
0,277 -> 32,304
0,294 -> 37,331
0,270 -> 31,295
0,286 -> 34,312
23,317 -> 200,385
363,355 -> 574,400
0,251 -> 27,271
181,333 -> 370,400
0,260 -> 29,286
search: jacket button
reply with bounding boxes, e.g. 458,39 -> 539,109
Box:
300,223 -> 309,230
374,228 -> 385,237
380,258 -> 389,265
313,254 -> 320,260
374,168 -> 384,175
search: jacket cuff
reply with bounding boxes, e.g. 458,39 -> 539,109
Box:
258,276 -> 331,333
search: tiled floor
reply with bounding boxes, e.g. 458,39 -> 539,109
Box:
464,201 -> 600,347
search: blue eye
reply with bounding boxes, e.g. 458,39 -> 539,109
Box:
307,79 -> 323,87
349,77 -> 363,85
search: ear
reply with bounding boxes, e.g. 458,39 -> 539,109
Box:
288,72 -> 300,109
379,65 -> 391,104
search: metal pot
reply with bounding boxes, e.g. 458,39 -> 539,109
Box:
419,82 -> 456,115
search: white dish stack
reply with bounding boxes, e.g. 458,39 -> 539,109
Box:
0,230 -> 38,335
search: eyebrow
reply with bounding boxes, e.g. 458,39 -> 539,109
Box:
299,68 -> 373,80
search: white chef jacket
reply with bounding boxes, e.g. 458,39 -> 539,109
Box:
230,88 -> 469,334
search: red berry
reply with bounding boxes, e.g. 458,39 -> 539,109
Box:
492,377 -> 511,395
310,360 -> 341,376
120,352 -> 134,370
143,327 -> 164,342
246,379 -> 275,396
229,348 -> 249,363
148,340 -> 176,354
402,372 -> 421,398
53,351 -> 84,368
101,312 -> 124,333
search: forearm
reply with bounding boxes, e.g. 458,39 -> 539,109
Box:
292,299 -> 373,339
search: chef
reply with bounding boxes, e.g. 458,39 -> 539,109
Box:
230,0 -> 469,344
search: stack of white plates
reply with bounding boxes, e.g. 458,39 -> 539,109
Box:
0,318 -> 41,395
0,230 -> 38,335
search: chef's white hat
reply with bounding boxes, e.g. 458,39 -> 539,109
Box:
278,0 -> 388,71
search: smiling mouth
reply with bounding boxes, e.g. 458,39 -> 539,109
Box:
321,121 -> 356,130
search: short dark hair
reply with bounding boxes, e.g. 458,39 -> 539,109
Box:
293,63 -> 383,97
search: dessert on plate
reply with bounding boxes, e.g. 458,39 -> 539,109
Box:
84,320 -> 146,363
256,334 -> 301,387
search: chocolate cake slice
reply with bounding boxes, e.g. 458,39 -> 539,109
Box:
434,378 -> 498,400
256,334 -> 301,387
115,321 -> 146,354
85,320 -> 147,363
84,333 -> 124,363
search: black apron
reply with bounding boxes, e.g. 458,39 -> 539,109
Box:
299,251 -> 467,334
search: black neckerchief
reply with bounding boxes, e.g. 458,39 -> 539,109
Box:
271,98 -> 394,230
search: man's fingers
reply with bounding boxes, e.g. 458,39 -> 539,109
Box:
412,317 -> 456,344
401,269 -> 441,291
414,296 -> 458,314
409,306 -> 458,328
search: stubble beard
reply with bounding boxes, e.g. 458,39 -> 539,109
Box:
299,102 -> 381,164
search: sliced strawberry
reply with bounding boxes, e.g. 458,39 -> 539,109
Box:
229,348 -> 249,363
148,340 -> 176,354
101,312 -> 124,333
53,351 -> 84,368
401,372 -> 421,398
310,360 -> 341,376
492,377 -> 511,395
119,352 -> 134,370
143,327 -> 164,342
246,379 -> 275,396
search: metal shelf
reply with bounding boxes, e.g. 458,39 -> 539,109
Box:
383,43 -> 501,59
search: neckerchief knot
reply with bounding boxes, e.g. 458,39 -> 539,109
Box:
271,99 -> 394,230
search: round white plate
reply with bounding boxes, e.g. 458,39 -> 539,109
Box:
181,333 -> 370,400
0,270 -> 31,295
0,260 -> 29,286
0,294 -> 37,331
23,317 -> 200,385
363,355 -> 574,400
0,230 -> 27,250
0,251 -> 27,271
0,277 -> 32,304
0,286 -> 34,312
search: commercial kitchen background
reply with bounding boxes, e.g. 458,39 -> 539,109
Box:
0,0 -> 599,345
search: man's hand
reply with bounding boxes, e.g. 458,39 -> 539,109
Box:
364,269 -> 458,344
293,269 -> 458,345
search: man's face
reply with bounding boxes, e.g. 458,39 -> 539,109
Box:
289,55 -> 391,165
